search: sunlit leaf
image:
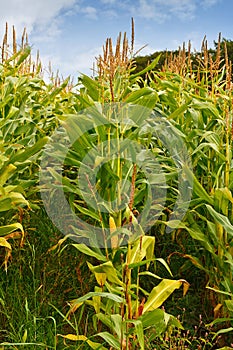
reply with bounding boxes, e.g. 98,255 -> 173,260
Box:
143,279 -> 189,313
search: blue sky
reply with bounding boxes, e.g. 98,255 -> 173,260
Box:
0,0 -> 232,82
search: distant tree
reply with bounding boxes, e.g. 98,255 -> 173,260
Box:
133,37 -> 233,81
214,37 -> 233,63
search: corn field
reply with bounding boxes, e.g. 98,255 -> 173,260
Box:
0,22 -> 232,349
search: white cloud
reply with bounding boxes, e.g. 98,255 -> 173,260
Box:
131,0 -> 218,21
102,9 -> 118,19
100,0 -> 116,4
0,0 -> 77,44
131,0 -> 169,21
80,6 -> 98,20
40,45 -> 102,81
167,0 -> 196,19
131,0 -> 194,21
201,0 -> 219,7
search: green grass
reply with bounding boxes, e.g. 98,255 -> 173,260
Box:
0,208 -> 95,348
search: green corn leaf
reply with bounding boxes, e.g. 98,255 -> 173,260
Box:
185,225 -> 215,254
10,136 -> 49,163
80,75 -> 101,101
86,340 -> 108,350
70,292 -> 123,311
125,319 -> 144,350
110,314 -> 123,340
212,327 -> 233,340
48,86 -> 64,100
95,314 -> 114,334
72,244 -> 107,261
139,271 -> 162,280
96,332 -> 121,349
156,258 -> 173,276
139,309 -> 166,331
128,259 -> 156,270
168,100 -> 192,120
183,165 -> 214,205
134,92 -> 158,109
192,142 -> 221,156
15,46 -> 31,66
4,49 -> 25,64
62,114 -> 94,145
130,54 -> 161,79
213,188 -> 233,214
124,87 -> 155,103
206,204 -> 233,237
225,300 -> 233,313
74,204 -> 102,222
191,101 -> 219,118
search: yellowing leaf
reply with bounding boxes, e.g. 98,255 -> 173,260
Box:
87,261 -> 122,285
0,222 -> 24,236
0,237 -> 12,250
0,164 -> 16,186
95,272 -> 107,287
143,279 -> 189,314
58,334 -> 87,341
22,329 -> 28,343
128,236 -> 155,265
69,302 -> 83,314
92,295 -> 101,314
183,280 -> 190,296
47,236 -> 69,253
214,303 -> 223,319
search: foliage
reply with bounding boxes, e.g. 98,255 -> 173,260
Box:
39,28 -> 191,348
0,24 -> 75,268
0,22 -> 233,349
61,237 -> 188,349
148,64 -> 233,318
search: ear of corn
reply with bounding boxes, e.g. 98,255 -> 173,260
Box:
109,216 -> 118,249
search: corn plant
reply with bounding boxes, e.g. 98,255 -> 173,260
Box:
56,235 -> 188,350
148,37 -> 233,319
0,25 -> 74,268
38,25 -> 196,350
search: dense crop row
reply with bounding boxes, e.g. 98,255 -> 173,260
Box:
0,24 -> 232,348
